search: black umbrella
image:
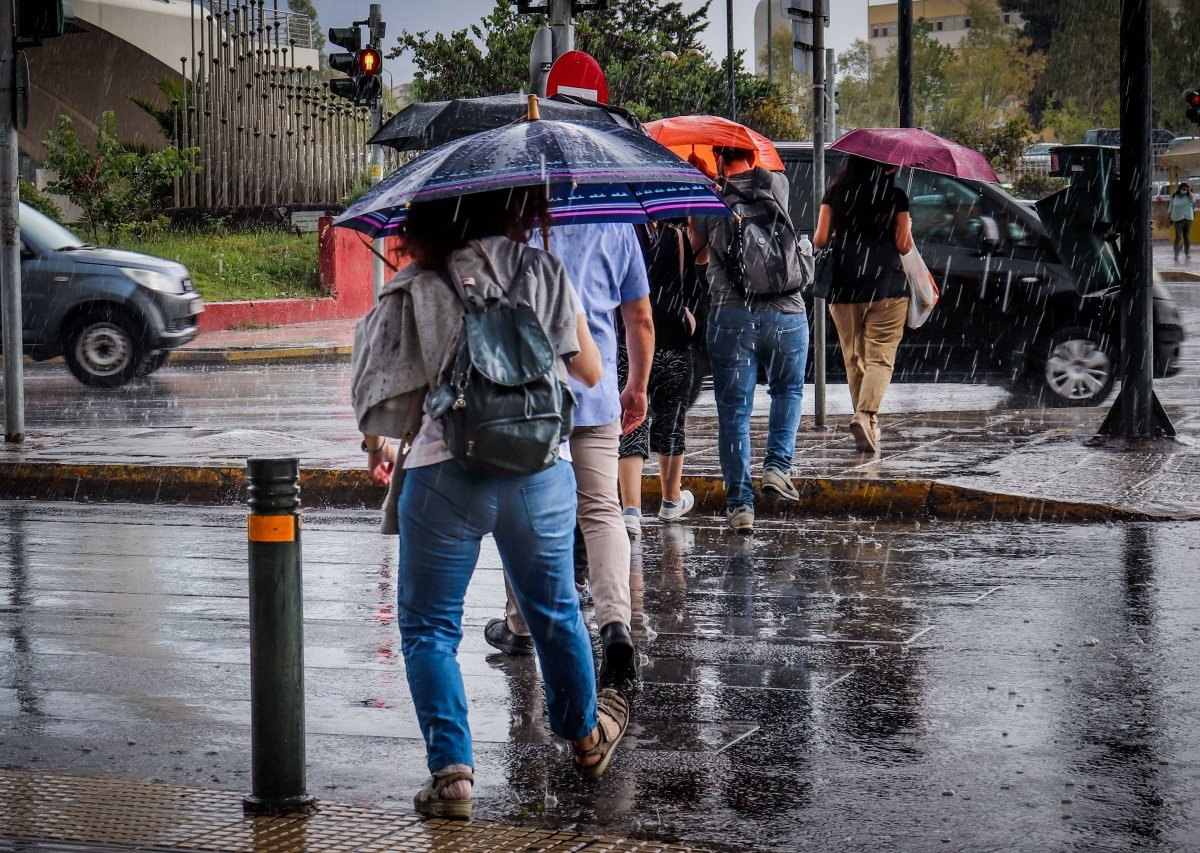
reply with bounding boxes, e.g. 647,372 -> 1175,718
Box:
368,92 -> 644,152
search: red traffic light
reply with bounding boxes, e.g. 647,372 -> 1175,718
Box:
1189,91 -> 1200,108
357,48 -> 382,76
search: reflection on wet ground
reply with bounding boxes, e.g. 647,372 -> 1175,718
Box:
2,501 -> 1200,850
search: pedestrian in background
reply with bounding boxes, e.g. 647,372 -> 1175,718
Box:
1170,182 -> 1194,263
485,221 -> 654,695
617,220 -> 701,537
814,155 -> 914,455
691,146 -> 809,534
352,188 -> 629,820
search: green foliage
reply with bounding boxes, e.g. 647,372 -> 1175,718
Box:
106,225 -> 322,303
1039,97 -> 1110,144
838,22 -> 958,130
41,112 -> 201,243
18,181 -> 63,223
1012,172 -> 1068,199
391,0 -> 804,139
130,77 -> 190,142
759,24 -> 811,133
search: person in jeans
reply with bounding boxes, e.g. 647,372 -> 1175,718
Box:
352,188 -> 630,820
485,222 -> 654,693
617,220 -> 701,537
691,146 -> 809,534
814,155 -> 914,454
1170,182 -> 1194,263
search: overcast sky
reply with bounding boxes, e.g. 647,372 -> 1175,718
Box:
303,1 -> 869,86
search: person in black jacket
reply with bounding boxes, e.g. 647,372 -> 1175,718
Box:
617,221 -> 701,537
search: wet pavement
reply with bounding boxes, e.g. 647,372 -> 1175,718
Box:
3,500 -> 1200,850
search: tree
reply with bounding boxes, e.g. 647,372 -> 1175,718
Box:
391,0 -> 804,139
130,77 -> 190,143
288,0 -> 325,66
758,24 -> 811,129
837,23 -> 956,130
42,113 -> 200,241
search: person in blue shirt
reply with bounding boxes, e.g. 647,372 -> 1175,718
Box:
485,222 -> 654,693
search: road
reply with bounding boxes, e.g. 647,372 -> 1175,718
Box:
12,284 -> 1200,434
2,502 -> 1199,850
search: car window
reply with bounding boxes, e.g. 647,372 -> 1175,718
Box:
898,170 -> 984,246
21,203 -> 85,252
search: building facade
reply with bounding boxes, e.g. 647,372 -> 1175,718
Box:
867,1 -> 1023,52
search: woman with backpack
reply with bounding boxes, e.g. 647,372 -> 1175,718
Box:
351,186 -> 630,820
814,155 -> 914,454
1170,182 -> 1194,263
616,220 -> 702,536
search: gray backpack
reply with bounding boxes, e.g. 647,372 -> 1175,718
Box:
718,168 -> 813,298
425,248 -> 572,476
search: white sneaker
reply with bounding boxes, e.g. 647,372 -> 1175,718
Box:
657,490 -> 695,522
622,507 -> 642,538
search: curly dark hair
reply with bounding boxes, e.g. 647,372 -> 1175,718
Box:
401,186 -> 551,270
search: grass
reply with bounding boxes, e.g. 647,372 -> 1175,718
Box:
107,229 -> 323,303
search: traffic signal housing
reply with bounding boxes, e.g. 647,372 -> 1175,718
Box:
1186,89 -> 1200,125
16,0 -> 74,47
328,24 -> 381,105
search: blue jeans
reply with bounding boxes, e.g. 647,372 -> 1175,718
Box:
397,459 -> 598,772
706,304 -> 809,508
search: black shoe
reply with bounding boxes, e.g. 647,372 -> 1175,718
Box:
484,617 -> 534,656
598,621 -> 638,691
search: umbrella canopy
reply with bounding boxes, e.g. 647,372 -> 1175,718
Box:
830,127 -> 999,184
370,93 -> 643,152
644,115 -> 785,176
335,118 -> 729,238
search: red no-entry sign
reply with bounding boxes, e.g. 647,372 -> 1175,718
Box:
546,50 -> 608,104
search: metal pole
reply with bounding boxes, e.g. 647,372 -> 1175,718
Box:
370,99 -> 384,300
766,0 -> 772,83
1,0 -> 24,444
726,0 -> 736,119
549,0 -> 573,59
243,457 -> 315,817
811,0 -> 826,429
825,48 -> 837,140
898,0 -> 913,127
1118,0 -> 1157,437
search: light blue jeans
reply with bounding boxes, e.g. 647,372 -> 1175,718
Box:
397,458 -> 598,772
706,304 -> 809,509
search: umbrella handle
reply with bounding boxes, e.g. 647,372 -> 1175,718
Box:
527,94 -> 541,121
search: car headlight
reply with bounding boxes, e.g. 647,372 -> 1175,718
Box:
121,267 -> 184,294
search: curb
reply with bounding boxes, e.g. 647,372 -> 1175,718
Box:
0,461 -> 1188,523
170,345 -> 353,365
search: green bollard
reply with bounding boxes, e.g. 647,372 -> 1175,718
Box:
242,457 -> 316,816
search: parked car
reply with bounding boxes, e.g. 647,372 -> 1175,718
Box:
6,204 -> 203,387
772,143 -> 1184,407
1016,142 -> 1055,174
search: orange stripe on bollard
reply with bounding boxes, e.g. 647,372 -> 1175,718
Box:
248,515 -> 297,542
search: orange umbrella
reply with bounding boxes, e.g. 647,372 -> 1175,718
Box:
645,115 -> 785,177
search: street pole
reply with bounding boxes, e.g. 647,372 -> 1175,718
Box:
0,0 -> 24,443
766,0 -> 772,84
898,0 -> 913,127
812,0 -> 826,429
549,0 -> 573,59
726,0 -> 735,120
826,48 -> 837,141
370,98 -> 384,300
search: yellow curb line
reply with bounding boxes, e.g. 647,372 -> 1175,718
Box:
171,345 -> 354,363
0,461 -> 1186,522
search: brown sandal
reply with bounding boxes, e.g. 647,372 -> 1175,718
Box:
573,688 -> 630,780
413,764 -> 474,820
849,416 -> 879,454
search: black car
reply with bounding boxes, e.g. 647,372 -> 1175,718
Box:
775,143 -> 1184,406
7,204 -> 204,387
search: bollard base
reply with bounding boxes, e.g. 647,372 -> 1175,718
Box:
242,793 -> 318,817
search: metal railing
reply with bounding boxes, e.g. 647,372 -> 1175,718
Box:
192,1 -> 314,50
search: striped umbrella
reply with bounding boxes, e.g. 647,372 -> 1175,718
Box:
333,119 -> 729,237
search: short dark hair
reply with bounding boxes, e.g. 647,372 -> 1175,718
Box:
713,145 -> 754,164
401,186 -> 550,269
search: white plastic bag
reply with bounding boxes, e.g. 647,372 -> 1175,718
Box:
900,247 -> 940,329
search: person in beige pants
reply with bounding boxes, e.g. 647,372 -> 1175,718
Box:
814,155 -> 914,453
485,222 -> 654,694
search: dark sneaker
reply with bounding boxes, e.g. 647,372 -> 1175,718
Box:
598,621 -> 638,691
726,504 -> 754,533
484,617 -> 534,656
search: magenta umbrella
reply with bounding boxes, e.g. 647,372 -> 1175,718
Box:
829,127 -> 999,184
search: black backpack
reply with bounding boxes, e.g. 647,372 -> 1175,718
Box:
426,248 -> 573,477
718,168 -> 812,298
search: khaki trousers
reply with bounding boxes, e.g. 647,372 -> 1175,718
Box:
507,419 -> 632,634
828,297 -> 908,424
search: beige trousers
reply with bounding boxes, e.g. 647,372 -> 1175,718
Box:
828,297 -> 908,424
506,419 -> 632,634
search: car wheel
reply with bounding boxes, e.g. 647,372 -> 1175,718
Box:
64,311 -> 144,388
1036,325 -> 1116,407
135,350 -> 172,377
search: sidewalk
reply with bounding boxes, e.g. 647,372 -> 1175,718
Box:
173,319 -> 357,364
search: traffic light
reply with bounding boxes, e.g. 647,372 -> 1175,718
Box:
1185,89 -> 1200,125
328,8 -> 385,106
16,0 -> 74,47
